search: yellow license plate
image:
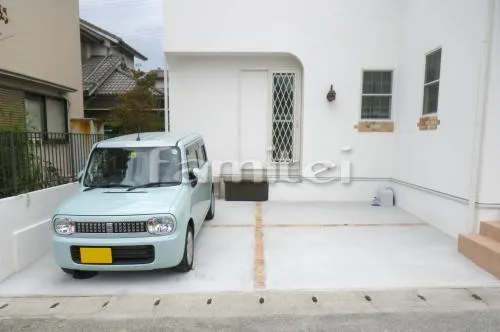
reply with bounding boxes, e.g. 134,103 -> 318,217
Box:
80,247 -> 112,264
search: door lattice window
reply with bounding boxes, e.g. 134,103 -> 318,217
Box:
272,73 -> 295,163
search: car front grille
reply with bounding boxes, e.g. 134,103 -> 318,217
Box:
75,222 -> 147,234
70,245 -> 155,265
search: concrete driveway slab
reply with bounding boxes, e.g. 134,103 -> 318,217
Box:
0,227 -> 254,297
210,200 -> 255,226
261,201 -> 424,225
0,201 -> 498,298
264,226 -> 500,291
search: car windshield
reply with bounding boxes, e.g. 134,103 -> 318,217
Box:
83,146 -> 182,189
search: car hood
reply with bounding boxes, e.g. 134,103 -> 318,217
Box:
54,186 -> 183,216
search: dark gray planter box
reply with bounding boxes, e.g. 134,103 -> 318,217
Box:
224,180 -> 269,201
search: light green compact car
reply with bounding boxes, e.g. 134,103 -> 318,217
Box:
51,132 -> 215,277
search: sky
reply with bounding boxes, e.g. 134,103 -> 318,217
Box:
79,0 -> 164,71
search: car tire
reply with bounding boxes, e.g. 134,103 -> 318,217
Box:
176,225 -> 194,273
205,186 -> 215,221
62,268 -> 98,279
73,270 -> 98,279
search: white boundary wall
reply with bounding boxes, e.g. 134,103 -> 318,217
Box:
0,183 -> 78,282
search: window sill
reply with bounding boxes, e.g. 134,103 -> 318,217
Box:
418,115 -> 440,131
355,120 -> 394,133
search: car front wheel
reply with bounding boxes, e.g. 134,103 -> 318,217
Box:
62,268 -> 97,279
176,225 -> 194,272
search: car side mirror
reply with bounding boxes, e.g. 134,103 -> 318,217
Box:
189,168 -> 200,187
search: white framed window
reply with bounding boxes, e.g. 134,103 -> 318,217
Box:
423,48 -> 442,115
25,94 -> 68,133
271,72 -> 297,163
25,96 -> 44,132
45,98 -> 67,133
361,71 -> 393,120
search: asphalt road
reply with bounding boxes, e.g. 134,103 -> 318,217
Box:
2,310 -> 500,332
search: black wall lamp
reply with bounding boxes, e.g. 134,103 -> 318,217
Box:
327,85 -> 336,102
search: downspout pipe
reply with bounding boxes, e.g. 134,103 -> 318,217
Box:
467,0 -> 496,234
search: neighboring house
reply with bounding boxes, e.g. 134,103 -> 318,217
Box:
149,68 -> 165,93
80,19 -> 164,130
149,67 -> 168,130
0,0 -> 88,133
163,0 -> 500,245
0,0 -> 107,204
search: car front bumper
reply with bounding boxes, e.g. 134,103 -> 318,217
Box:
52,232 -> 185,271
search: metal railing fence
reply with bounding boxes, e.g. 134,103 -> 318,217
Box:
0,132 -> 110,198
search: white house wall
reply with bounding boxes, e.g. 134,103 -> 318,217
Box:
165,0 -> 404,200
394,0 -> 487,198
476,1 -> 500,226
164,0 -> 500,236
163,0 -> 404,54
393,0 -> 499,237
479,1 -> 500,206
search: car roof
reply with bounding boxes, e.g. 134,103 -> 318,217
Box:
95,132 -> 201,148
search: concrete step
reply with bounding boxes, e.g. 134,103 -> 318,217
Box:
458,234 -> 500,279
480,221 -> 500,243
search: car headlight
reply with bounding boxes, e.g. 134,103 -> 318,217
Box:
53,217 -> 75,235
147,215 -> 176,235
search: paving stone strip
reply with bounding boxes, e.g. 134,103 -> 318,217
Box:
254,202 -> 266,290
1,288 -> 500,320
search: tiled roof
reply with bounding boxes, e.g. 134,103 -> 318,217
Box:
80,19 -> 147,61
82,55 -> 124,95
82,56 -> 164,97
82,56 -> 105,82
94,69 -> 136,96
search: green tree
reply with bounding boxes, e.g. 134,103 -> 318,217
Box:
0,4 -> 8,24
0,3 -> 13,41
110,70 -> 164,135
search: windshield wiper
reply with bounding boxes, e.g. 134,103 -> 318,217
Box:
126,182 -> 179,191
83,184 -> 132,192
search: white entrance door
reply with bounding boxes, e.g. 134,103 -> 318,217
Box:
239,70 -> 268,180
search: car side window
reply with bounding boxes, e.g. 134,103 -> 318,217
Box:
201,144 -> 207,161
196,142 -> 206,168
186,145 -> 199,173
